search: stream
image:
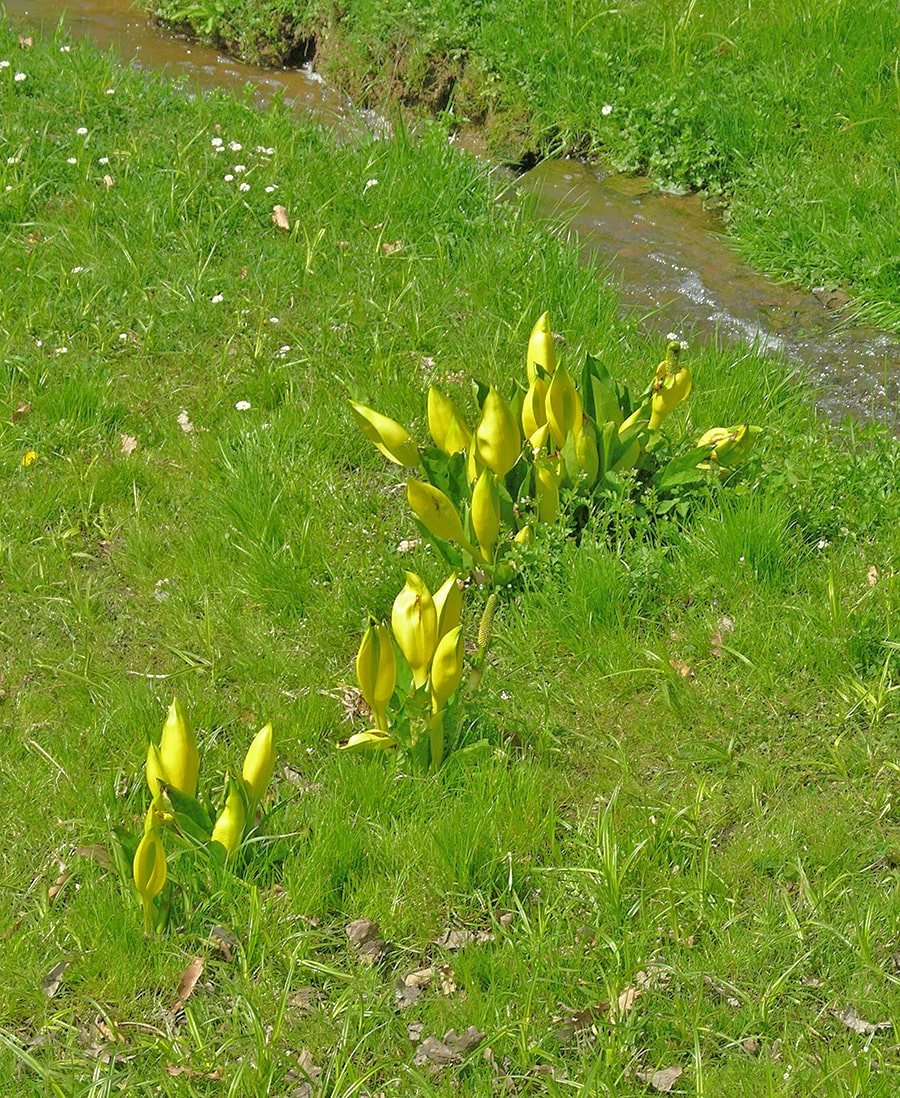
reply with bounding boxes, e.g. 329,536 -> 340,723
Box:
5,0 -> 900,426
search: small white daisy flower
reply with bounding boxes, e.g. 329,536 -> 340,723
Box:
264,185 -> 276,193
76,126 -> 88,135
14,72 -> 27,82
210,293 -> 224,304
235,400 -> 251,411
228,141 -> 242,152
223,173 -> 234,182
601,104 -> 613,116
238,182 -> 250,192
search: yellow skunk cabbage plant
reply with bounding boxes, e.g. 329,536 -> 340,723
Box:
351,318 -> 762,548
115,698 -> 277,932
340,573 -> 495,772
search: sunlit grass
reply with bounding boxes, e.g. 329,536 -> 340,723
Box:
2,16 -> 900,1097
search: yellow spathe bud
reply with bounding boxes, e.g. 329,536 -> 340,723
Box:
427,387 -> 471,455
545,363 -> 583,449
431,625 -> 465,710
471,468 -> 501,559
211,776 -> 246,856
575,420 -> 600,486
349,400 -> 421,467
356,622 -> 396,730
475,387 -> 521,479
407,480 -> 467,547
514,524 -> 533,545
433,574 -> 462,640
133,825 -> 166,904
528,422 -> 551,454
526,311 -> 556,383
534,460 -> 560,523
700,423 -> 762,468
338,729 -> 398,751
241,722 -> 276,809
392,572 -> 438,689
146,741 -> 165,799
158,697 -> 199,798
648,342 -> 692,430
521,378 -> 548,440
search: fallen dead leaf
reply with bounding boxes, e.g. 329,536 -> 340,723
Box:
710,631 -> 726,657
272,205 -> 291,231
75,844 -> 113,869
42,960 -> 69,998
433,927 -> 494,950
381,240 -> 404,255
11,401 -> 31,422
346,916 -> 388,962
286,1047 -> 321,1098
636,1064 -> 683,1092
289,986 -> 327,1012
407,1020 -> 425,1043
19,34 -> 33,47
832,1005 -> 891,1036
444,1026 -> 485,1054
172,956 -> 204,1013
554,1002 -> 608,1042
414,1036 -> 461,1067
47,860 -> 70,904
867,565 -> 879,587
742,1037 -> 761,1056
669,658 -> 695,678
165,1065 -> 223,1079
209,925 -> 239,961
435,962 -> 457,995
120,434 -> 138,456
613,985 -> 641,1019
102,174 -> 115,190
177,410 -> 193,433
281,765 -> 321,793
397,538 -> 422,554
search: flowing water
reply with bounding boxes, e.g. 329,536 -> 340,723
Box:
6,0 -> 900,424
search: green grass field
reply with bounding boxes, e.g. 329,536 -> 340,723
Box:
145,0 -> 900,330
3,15 -> 900,1097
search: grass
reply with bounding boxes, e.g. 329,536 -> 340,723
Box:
144,0 -> 900,330
2,15 -> 900,1097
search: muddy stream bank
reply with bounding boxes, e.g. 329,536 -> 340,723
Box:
6,0 -> 900,426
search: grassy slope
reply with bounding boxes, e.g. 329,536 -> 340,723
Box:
2,17 -> 900,1097
146,0 -> 900,328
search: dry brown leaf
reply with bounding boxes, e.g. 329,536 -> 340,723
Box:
414,1036 -> 461,1067
346,916 -> 380,946
435,962 -> 457,995
209,925 -> 239,961
287,1047 -> 321,1098
669,658 -> 695,678
120,434 -> 138,456
867,566 -> 879,587
11,401 -> 31,423
709,631 -> 725,657
18,35 -> 33,47
165,1065 -> 224,1079
407,1020 -> 425,1042
381,240 -> 404,255
102,175 -> 115,190
554,1002 -> 608,1042
177,410 -> 193,433
433,927 -> 494,950
42,960 -> 69,998
47,862 -> 70,905
75,844 -> 113,868
613,985 -> 641,1018
289,986 -> 327,1012
636,1064 -> 683,1092
742,1037 -> 761,1056
272,205 -> 291,231
444,1026 -> 485,1054
832,1005 -> 891,1036
172,956 -> 204,1012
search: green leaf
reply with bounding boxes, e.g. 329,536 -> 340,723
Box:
166,785 -> 214,837
656,445 -> 714,492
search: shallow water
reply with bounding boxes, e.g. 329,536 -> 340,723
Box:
6,0 -> 900,424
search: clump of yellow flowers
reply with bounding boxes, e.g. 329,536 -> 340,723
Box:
339,572 -> 491,772
132,698 -> 275,933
